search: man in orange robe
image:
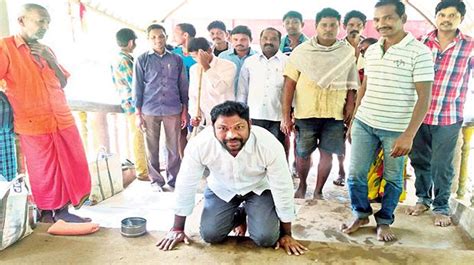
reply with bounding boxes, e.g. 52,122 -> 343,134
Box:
0,3 -> 91,223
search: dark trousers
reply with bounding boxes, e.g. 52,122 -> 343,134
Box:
143,114 -> 181,187
251,119 -> 285,146
409,121 -> 462,215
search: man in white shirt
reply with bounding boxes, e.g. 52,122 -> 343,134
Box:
157,101 -> 307,255
187,37 -> 236,129
237,28 -> 287,145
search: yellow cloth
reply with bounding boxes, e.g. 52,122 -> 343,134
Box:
367,149 -> 407,202
284,62 -> 348,120
127,114 -> 148,179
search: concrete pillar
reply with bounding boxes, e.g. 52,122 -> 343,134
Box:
457,126 -> 474,203
89,112 -> 110,155
0,0 -> 10,37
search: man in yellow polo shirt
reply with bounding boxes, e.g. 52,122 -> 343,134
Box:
281,8 -> 359,199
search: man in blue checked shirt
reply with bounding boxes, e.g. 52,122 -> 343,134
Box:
0,87 -> 17,181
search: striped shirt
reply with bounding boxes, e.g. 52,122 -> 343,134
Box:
356,33 -> 435,132
421,30 -> 474,126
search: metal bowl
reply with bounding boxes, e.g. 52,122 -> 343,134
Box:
121,217 -> 147,237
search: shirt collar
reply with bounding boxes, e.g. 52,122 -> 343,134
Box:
119,51 -> 133,60
426,29 -> 465,43
284,34 -> 307,45
258,50 -> 284,61
14,35 -> 28,48
379,32 -> 414,49
233,48 -> 252,57
241,129 -> 256,154
147,49 -> 170,56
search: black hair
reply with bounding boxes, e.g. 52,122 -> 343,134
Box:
177,23 -> 196,38
260,27 -> 282,41
187,37 -> 211,52
343,10 -> 367,26
435,0 -> 466,17
360,37 -> 378,46
116,28 -> 137,47
211,101 -> 250,125
375,0 -> 406,17
316,8 -> 341,24
147,24 -> 166,35
230,25 -> 252,40
207,20 -> 227,32
283,11 -> 304,23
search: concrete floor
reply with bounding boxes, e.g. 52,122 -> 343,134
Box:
1,224 -> 473,265
1,149 -> 473,264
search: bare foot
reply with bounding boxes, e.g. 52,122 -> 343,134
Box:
405,203 -> 429,216
54,208 -> 92,223
294,188 -> 306,199
233,223 -> 247,236
313,192 -> 324,200
233,206 -> 247,236
39,210 -> 54,223
333,175 -> 345,186
376,225 -> 396,241
434,214 -> 452,227
341,217 -> 369,234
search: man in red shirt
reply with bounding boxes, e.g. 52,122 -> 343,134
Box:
406,0 -> 473,227
0,3 -> 91,223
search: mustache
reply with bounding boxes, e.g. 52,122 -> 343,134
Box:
263,44 -> 274,48
350,30 -> 360,35
377,26 -> 392,31
223,138 -> 243,144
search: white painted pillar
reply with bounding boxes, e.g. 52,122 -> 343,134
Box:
0,0 -> 10,37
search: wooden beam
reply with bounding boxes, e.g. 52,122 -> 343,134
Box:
68,99 -> 122,113
80,1 -> 146,33
159,0 -> 189,23
404,0 -> 436,28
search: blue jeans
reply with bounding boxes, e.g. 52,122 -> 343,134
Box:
199,188 -> 280,247
347,119 -> 404,225
409,122 -> 462,215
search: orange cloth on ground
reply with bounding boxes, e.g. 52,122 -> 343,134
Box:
0,35 -> 75,135
47,220 -> 100,236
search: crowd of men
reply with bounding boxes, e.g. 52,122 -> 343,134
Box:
0,0 -> 472,255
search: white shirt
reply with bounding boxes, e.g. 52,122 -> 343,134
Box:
356,33 -> 435,132
236,52 -> 288,121
174,126 -> 296,222
188,57 -> 236,125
